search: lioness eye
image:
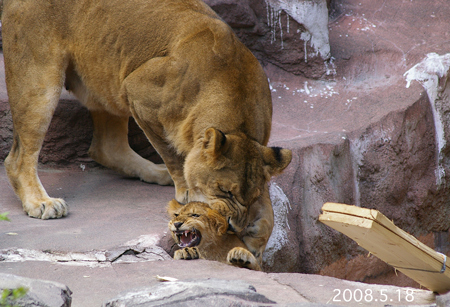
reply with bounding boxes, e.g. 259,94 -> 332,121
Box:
174,213 -> 179,217
191,214 -> 200,218
219,186 -> 233,198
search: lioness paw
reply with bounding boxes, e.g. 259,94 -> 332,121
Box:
24,198 -> 69,219
140,164 -> 174,186
227,247 -> 261,271
173,247 -> 200,260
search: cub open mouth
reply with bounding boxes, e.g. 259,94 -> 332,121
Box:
174,229 -> 201,247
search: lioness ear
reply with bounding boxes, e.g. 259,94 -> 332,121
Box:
167,199 -> 184,217
202,128 -> 229,160
262,146 -> 292,178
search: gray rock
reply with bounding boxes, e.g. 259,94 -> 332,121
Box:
0,273 -> 72,307
436,291 -> 450,307
103,279 -> 276,307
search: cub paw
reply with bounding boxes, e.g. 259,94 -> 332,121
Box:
24,198 -> 69,219
227,247 -> 261,271
173,247 -> 200,260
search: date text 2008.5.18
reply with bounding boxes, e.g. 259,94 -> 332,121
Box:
332,288 -> 415,304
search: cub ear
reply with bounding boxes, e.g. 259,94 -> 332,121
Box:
202,128 -> 229,161
167,199 -> 184,217
262,146 -> 292,178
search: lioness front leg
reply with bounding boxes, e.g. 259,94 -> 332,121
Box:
227,247 -> 261,271
123,56 -> 190,202
241,184 -> 274,264
173,247 -> 201,260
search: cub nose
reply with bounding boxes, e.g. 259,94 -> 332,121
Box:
174,222 -> 183,229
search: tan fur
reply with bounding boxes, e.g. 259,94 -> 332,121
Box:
167,200 -> 261,271
2,0 -> 291,257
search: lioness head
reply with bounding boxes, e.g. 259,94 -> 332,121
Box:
184,128 -> 292,233
167,199 -> 228,249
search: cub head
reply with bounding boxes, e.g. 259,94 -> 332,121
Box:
167,199 -> 228,249
184,128 -> 292,232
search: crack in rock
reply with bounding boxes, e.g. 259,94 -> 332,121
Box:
0,234 -> 172,268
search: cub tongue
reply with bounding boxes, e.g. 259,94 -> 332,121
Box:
181,231 -> 194,245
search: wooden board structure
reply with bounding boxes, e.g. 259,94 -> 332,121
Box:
319,202 -> 450,293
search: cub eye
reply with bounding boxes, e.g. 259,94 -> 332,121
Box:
173,213 -> 179,217
191,213 -> 200,218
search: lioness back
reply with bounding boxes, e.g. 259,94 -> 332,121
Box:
8,0 -> 213,112
4,0 -> 271,142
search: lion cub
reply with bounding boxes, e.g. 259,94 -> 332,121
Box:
167,200 -> 261,271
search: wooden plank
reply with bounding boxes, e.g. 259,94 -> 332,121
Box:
319,202 -> 450,293
321,203 -> 445,266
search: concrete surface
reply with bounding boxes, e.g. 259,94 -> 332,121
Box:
0,167 -> 173,252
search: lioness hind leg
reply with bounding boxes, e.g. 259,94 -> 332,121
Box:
88,111 -> 173,185
3,0 -> 70,219
5,133 -> 68,219
227,247 -> 261,271
4,73 -> 68,219
173,247 -> 201,260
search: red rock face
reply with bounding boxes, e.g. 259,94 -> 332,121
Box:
261,0 -> 450,288
204,0 -> 331,78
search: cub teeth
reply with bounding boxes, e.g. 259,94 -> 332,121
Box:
184,230 -> 189,237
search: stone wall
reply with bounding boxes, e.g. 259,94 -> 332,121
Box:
270,93 -> 450,280
0,98 -> 161,167
258,0 -> 450,288
204,0 -> 331,78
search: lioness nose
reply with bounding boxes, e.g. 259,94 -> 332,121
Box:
174,222 -> 183,229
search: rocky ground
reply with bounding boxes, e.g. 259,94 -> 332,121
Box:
1,0 -> 450,306
0,167 -> 439,306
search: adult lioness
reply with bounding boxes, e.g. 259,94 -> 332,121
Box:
3,0 -> 291,259
168,200 -> 261,271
